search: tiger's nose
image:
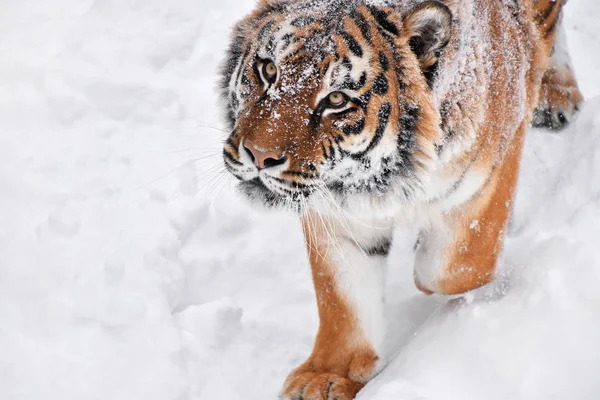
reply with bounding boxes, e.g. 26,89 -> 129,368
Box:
243,139 -> 287,169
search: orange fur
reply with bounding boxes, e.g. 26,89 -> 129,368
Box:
435,122 -> 526,294
280,213 -> 380,399
414,0 -> 559,295
542,66 -> 584,109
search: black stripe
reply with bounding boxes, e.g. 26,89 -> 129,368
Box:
379,52 -> 389,72
225,110 -> 235,127
341,31 -> 363,57
278,185 -> 311,198
223,149 -> 243,166
331,40 -> 340,60
361,157 -> 371,170
331,107 -> 358,118
356,90 -> 372,110
342,56 -> 353,71
342,118 -> 366,135
364,238 -> 392,257
270,176 -> 311,189
338,148 -> 350,159
343,236 -> 392,257
321,142 -> 330,160
399,105 -> 419,135
320,60 -> 331,79
225,136 -> 236,148
537,1 -> 557,23
423,59 -> 441,88
283,44 -> 309,62
278,33 -> 295,54
367,6 -> 399,36
281,170 -> 318,179
372,73 -> 388,95
341,71 -> 367,91
266,36 -> 276,55
267,182 -> 312,198
234,44 -> 252,88
281,32 -> 294,46
397,104 -> 419,156
327,138 -> 336,158
220,36 -> 245,94
353,11 -> 372,44
291,16 -> 316,27
351,103 -> 392,159
391,48 -> 407,91
258,21 -> 274,42
229,96 -> 238,112
310,101 -> 326,129
544,11 -> 561,38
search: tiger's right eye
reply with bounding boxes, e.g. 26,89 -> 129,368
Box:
261,60 -> 278,84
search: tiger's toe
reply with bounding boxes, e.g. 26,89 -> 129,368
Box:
281,372 -> 364,400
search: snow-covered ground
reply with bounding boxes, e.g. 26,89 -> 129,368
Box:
1,1 -> 599,399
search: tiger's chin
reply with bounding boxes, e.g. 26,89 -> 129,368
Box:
237,178 -> 308,212
237,170 -> 419,217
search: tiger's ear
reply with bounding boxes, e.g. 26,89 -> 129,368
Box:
403,1 -> 452,75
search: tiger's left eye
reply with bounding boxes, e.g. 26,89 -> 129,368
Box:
262,60 -> 278,83
328,92 -> 347,108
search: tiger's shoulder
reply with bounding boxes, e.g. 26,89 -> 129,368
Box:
419,0 -> 576,207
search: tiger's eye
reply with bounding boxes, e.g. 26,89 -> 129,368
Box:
263,61 -> 278,81
328,92 -> 346,107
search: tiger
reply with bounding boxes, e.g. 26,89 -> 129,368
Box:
219,0 -> 583,398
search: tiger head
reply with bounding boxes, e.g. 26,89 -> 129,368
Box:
220,0 -> 452,212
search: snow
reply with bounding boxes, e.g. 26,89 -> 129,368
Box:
1,1 -> 599,399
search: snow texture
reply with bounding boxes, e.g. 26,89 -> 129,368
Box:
1,1 -> 600,399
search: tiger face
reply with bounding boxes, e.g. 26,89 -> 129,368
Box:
220,0 -> 452,211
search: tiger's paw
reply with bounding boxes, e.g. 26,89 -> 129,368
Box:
532,67 -> 584,131
281,353 -> 378,400
281,373 -> 364,400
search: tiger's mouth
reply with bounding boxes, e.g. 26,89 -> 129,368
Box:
238,176 -> 315,208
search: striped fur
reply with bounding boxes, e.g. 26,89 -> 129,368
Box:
220,1 -> 444,210
218,1 -> 582,399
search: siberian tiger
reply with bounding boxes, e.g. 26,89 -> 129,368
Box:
219,0 -> 583,398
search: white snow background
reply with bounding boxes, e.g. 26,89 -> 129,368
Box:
1,1 -> 600,399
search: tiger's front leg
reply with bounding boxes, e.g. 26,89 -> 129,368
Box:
281,211 -> 393,400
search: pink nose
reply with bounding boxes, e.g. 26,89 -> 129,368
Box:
243,140 -> 287,169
